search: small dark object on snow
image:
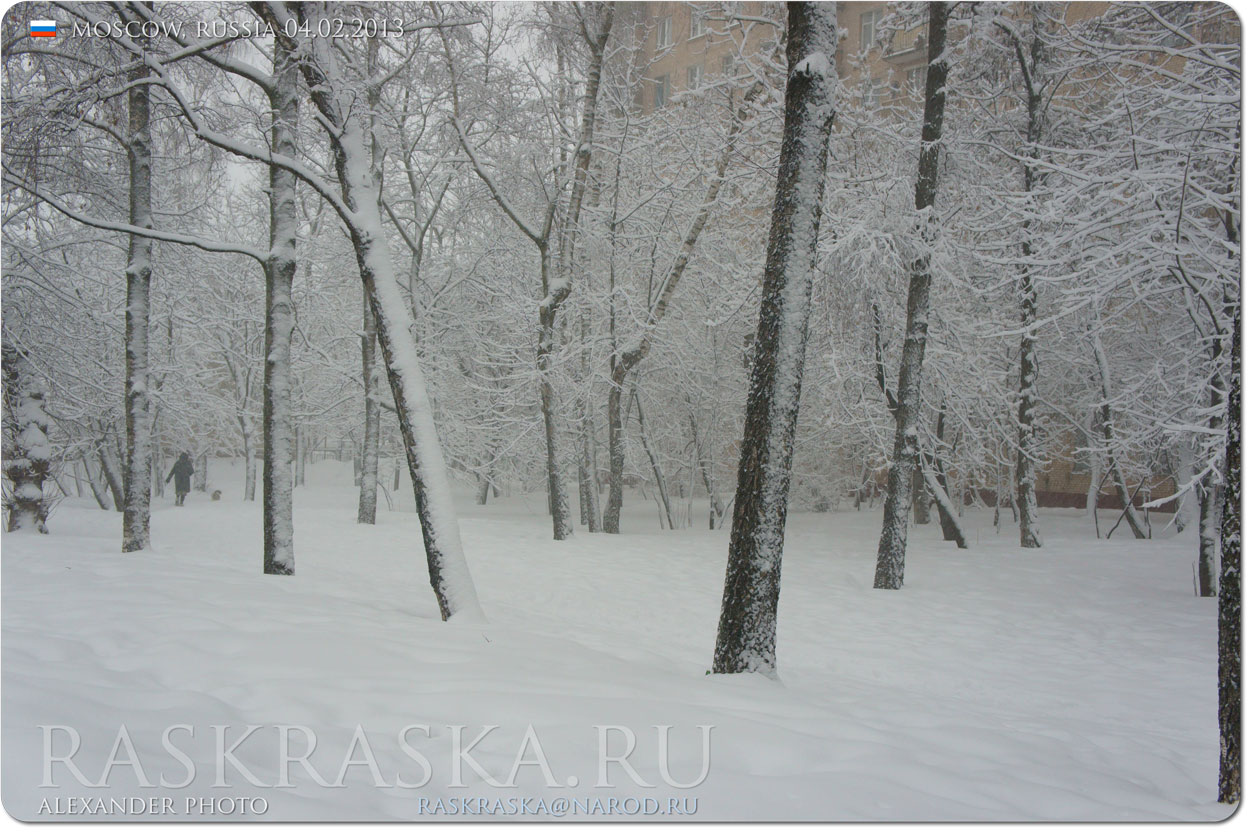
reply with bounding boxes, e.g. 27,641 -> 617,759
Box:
211,490 -> 222,502
166,452 -> 194,506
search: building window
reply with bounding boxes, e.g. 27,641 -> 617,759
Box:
860,9 -> 882,52
654,74 -> 670,108
657,16 -> 673,48
690,11 -> 705,38
687,64 -> 703,90
722,54 -> 735,77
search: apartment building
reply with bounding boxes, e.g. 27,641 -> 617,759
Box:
620,2 -> 930,114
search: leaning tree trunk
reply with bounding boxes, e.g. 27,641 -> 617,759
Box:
122,17 -> 153,552
872,1 -> 951,590
713,2 -> 837,676
1218,307 -> 1240,805
85,453 -> 112,510
262,37 -> 299,574
1092,328 -> 1148,539
602,366 -> 629,532
358,289 -> 381,525
287,13 -> 483,619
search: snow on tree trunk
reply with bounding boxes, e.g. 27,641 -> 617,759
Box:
243,425 -> 257,502
1013,26 -> 1046,551
262,38 -> 299,575
290,22 -> 483,620
1199,473 -> 1221,597
98,442 -> 124,511
712,2 -> 838,676
1091,328 -> 1147,539
1016,267 -> 1043,549
872,1 -> 951,591
579,398 -> 601,532
358,288 -> 381,525
195,451 -> 207,491
122,25 -> 153,552
3,345 -> 52,533
1217,307 -> 1240,804
921,458 -> 967,549
911,465 -> 932,525
602,368 -> 628,533
85,453 -> 112,510
537,254 -> 575,541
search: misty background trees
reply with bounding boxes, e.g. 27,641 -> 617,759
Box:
0,0 -> 1240,798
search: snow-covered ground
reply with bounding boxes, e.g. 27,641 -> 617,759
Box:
2,461 -> 1229,820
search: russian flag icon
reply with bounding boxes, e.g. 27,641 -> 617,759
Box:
29,20 -> 56,37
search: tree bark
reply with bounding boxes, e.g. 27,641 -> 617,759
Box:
262,34 -> 299,574
3,346 -> 51,533
358,288 -> 381,525
1218,307 -> 1240,804
872,1 -> 951,590
122,5 -> 154,552
713,3 -> 838,675
1013,23 -> 1046,550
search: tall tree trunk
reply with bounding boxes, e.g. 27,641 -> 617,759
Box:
287,12 -> 483,619
194,450 -> 208,491
537,274 -> 574,540
122,7 -> 153,552
358,289 -> 381,525
603,367 -> 628,532
1014,25 -> 1045,550
689,411 -> 724,529
98,442 -> 124,511
713,3 -> 837,676
262,39 -> 299,574
632,387 -> 674,530
2,346 -> 51,533
1218,308 -> 1240,804
579,405 -> 601,532
911,465 -> 932,524
872,1 -> 951,590
85,453 -> 112,510
601,70 -> 764,534
921,455 -> 967,549
152,448 -> 164,498
1091,328 -> 1147,539
242,423 -> 257,502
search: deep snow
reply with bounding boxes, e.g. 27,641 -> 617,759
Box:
1,461 -> 1230,820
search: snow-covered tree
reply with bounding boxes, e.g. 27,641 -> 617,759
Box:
3,343 -> 53,532
713,2 -> 838,676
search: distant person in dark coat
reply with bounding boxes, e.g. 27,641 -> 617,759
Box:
166,452 -> 194,506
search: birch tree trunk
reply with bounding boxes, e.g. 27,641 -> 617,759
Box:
358,288 -> 381,525
122,8 -> 153,552
872,1 -> 951,590
262,36 -> 299,575
713,2 -> 838,675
